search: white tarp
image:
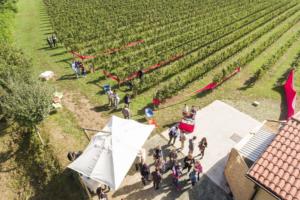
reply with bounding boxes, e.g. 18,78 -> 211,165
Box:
68,116 -> 155,190
39,71 -> 54,80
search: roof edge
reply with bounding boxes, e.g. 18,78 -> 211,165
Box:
245,174 -> 281,200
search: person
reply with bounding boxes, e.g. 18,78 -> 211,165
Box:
75,61 -> 81,78
135,148 -> 146,171
122,105 -> 130,119
179,131 -> 186,150
71,61 -> 79,78
189,169 -> 197,186
198,137 -> 208,159
137,69 -> 144,80
113,90 -> 120,109
183,153 -> 195,173
89,63 -> 95,73
124,93 -> 131,107
194,160 -> 203,181
107,88 -> 113,107
168,149 -> 178,170
168,125 -> 179,145
182,104 -> 189,117
154,157 -> 166,173
67,151 -> 82,161
47,36 -> 53,48
151,168 -> 162,190
172,163 -> 182,191
52,34 -> 58,47
140,162 -> 150,185
80,63 -> 87,77
96,187 -> 108,200
190,106 -> 197,119
188,136 -> 197,155
153,146 -> 163,160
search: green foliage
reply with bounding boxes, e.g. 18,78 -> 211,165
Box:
1,80 -> 53,129
156,4 -> 300,100
212,10 -> 300,84
44,0 -> 292,82
16,131 -> 61,189
0,0 -> 18,42
0,44 -> 53,129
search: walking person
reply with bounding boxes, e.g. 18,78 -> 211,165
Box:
182,104 -> 189,117
188,136 -> 197,155
189,169 -> 197,186
96,187 -> 108,200
179,131 -> 186,150
107,88 -> 113,107
168,125 -> 179,145
183,153 -> 195,173
80,63 -> 87,77
122,105 -> 130,119
89,63 -> 95,73
52,34 -> 58,47
172,163 -> 182,191
151,168 -> 162,190
153,146 -> 163,161
113,90 -> 120,109
198,137 -> 208,159
47,36 -> 53,48
190,106 -> 197,119
168,149 -> 178,171
155,158 -> 166,174
194,160 -> 203,181
140,162 -> 150,185
124,93 -> 131,107
135,148 -> 146,171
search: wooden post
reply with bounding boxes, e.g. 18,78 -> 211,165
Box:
36,127 -> 45,146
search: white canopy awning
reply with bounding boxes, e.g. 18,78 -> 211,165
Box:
68,116 -> 155,190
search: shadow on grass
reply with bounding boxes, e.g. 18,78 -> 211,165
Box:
272,86 -> 287,120
86,76 -> 107,88
37,46 -> 63,51
238,74 -> 258,91
91,105 -> 110,112
50,50 -> 68,57
14,133 -> 88,200
29,169 -> 88,200
57,74 -> 77,81
55,57 -> 73,64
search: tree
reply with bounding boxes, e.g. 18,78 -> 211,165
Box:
0,43 -> 53,143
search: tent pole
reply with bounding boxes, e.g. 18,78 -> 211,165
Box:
82,129 -> 91,141
82,128 -> 111,134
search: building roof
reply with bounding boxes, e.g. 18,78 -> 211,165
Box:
247,118 -> 300,200
238,126 -> 276,163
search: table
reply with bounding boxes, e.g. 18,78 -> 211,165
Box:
178,118 -> 195,133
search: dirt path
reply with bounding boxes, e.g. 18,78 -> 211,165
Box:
62,91 -> 107,131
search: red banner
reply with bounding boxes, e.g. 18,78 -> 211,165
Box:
195,67 -> 241,93
284,69 -> 296,119
70,51 -> 96,61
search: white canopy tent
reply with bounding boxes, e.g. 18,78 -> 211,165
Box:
68,116 -> 155,190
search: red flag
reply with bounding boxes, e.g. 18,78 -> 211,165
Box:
284,69 -> 296,119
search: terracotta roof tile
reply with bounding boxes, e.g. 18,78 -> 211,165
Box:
288,175 -> 295,185
273,175 -> 280,185
247,118 -> 300,200
290,186 -> 297,196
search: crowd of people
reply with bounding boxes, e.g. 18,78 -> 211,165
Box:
137,142 -> 205,192
71,61 -> 88,78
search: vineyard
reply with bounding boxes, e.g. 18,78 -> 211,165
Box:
44,0 -> 300,101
